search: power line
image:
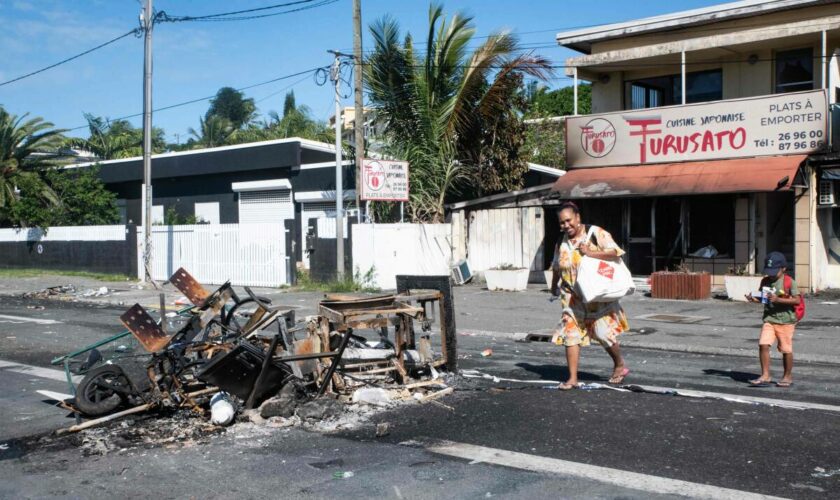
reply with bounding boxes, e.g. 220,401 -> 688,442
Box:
66,66 -> 329,131
158,0 -> 338,23
0,28 -> 141,88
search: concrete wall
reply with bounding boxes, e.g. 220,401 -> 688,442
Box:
795,186 -> 812,289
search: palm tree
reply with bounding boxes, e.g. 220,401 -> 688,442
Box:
187,115 -> 235,148
68,114 -> 166,160
365,4 -> 552,221
0,107 -> 64,217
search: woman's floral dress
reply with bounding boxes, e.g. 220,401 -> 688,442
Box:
552,225 -> 630,347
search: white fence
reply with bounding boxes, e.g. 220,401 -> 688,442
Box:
139,223 -> 288,287
465,207 -> 545,277
353,223 -> 452,290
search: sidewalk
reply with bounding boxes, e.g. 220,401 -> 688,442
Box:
1,273 -> 839,365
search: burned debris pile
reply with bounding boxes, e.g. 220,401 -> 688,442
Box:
56,268 -> 457,436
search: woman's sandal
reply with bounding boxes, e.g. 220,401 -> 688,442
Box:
609,367 -> 630,384
557,382 -> 578,391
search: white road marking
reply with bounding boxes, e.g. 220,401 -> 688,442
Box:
0,314 -> 61,325
0,360 -> 81,383
422,440 -> 789,500
36,390 -> 74,402
629,384 -> 840,413
461,369 -> 840,413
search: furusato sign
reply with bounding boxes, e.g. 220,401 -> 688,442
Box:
360,159 -> 409,201
565,89 -> 827,168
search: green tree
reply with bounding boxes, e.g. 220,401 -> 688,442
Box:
206,87 -> 257,130
0,107 -> 64,225
365,5 -> 552,222
283,90 -> 296,117
10,165 -> 119,227
188,115 -> 235,148
522,118 -> 566,169
68,114 -> 166,159
231,92 -> 332,144
526,84 -> 592,118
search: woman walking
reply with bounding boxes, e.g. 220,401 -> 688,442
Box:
550,201 -> 630,390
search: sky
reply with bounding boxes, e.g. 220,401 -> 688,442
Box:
0,0 -> 724,142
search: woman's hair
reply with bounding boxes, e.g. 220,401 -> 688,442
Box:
555,201 -> 579,216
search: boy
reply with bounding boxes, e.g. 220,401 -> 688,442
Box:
744,251 -> 801,387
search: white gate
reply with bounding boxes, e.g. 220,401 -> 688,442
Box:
467,207 -> 545,275
139,223 -> 288,287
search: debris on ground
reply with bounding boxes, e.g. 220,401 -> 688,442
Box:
52,268 -> 458,446
480,348 -> 493,357
23,284 -> 76,299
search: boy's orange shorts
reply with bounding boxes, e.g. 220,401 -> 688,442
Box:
759,323 -> 795,353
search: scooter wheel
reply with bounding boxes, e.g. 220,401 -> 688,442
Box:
75,364 -> 130,417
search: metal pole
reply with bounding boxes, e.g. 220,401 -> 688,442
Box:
353,0 -> 364,224
573,67 -> 578,116
681,50 -> 686,105
142,0 -> 155,285
822,30 -> 828,89
330,52 -> 345,279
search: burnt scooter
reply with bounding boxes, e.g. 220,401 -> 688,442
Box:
74,269 -> 292,417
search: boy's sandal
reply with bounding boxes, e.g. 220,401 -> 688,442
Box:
776,380 -> 793,387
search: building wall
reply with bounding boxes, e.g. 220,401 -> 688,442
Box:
0,225 -> 136,276
573,3 -> 839,111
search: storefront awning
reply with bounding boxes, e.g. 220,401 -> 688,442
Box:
548,155 -> 807,199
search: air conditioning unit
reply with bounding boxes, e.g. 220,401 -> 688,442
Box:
451,259 -> 472,285
819,179 -> 835,206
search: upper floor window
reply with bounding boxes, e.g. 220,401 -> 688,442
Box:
624,69 -> 722,110
775,48 -> 813,93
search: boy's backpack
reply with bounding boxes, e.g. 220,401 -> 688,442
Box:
783,274 -> 806,322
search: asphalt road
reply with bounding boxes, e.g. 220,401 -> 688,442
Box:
1,295 -> 839,499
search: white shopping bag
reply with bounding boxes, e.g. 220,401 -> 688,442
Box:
574,226 -> 635,303
575,256 -> 635,302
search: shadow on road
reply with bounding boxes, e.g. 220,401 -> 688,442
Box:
516,362 -> 604,382
702,368 -> 759,383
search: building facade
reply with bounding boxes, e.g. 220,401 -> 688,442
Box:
549,0 -> 840,291
67,137 -> 356,269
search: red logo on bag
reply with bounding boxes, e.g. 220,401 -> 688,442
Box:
597,261 -> 615,280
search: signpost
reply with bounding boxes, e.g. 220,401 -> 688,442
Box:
565,89 -> 828,169
361,159 -> 409,222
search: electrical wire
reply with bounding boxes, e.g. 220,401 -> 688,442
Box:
0,28 -> 141,88
158,0 -> 338,23
66,66 -> 329,131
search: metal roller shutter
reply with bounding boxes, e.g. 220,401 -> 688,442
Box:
238,190 -> 293,223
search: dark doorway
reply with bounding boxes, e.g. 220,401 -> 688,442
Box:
627,198 -> 654,275
654,197 -> 684,271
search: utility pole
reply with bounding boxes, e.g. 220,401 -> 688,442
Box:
328,51 -> 345,279
141,0 -> 156,285
352,0 -> 364,223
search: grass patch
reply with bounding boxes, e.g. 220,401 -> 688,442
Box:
0,268 -> 133,282
294,267 -> 379,293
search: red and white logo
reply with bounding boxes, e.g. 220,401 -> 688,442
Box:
597,261 -> 615,280
580,118 -> 616,158
363,161 -> 386,192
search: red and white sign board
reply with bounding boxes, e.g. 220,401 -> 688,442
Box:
565,89 -> 828,168
361,159 -> 409,201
